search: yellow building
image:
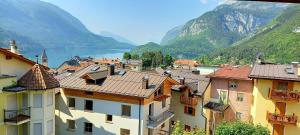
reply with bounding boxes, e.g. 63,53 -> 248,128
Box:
249,63 -> 300,135
0,41 -> 59,135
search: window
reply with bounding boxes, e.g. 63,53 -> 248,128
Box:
229,81 -> 238,89
171,121 -> 175,126
84,122 -> 93,133
5,55 -> 12,60
162,99 -> 166,108
219,90 -> 228,104
120,128 -> 130,135
34,123 -> 42,135
106,114 -> 113,122
85,91 -> 93,95
68,98 -> 75,108
121,105 -> 131,117
236,112 -> 242,120
184,125 -> 191,131
33,94 -> 42,108
84,100 -> 93,111
277,81 -> 288,91
154,87 -> 163,96
184,106 -> 195,116
237,93 -> 244,102
47,119 -> 53,135
47,92 -> 53,106
67,119 -> 75,130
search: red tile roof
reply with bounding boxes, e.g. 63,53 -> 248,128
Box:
174,59 -> 200,67
208,65 -> 252,80
18,64 -> 60,90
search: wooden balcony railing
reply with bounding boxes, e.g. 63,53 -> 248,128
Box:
266,111 -> 297,125
4,107 -> 30,125
180,95 -> 198,106
268,89 -> 300,102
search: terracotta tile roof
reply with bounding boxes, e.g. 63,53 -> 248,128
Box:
208,65 -> 252,80
18,64 -> 60,90
249,64 -> 300,81
60,65 -> 171,98
174,59 -> 200,67
94,58 -> 121,65
0,48 -> 35,66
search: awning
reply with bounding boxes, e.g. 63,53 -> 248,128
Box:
204,101 -> 229,112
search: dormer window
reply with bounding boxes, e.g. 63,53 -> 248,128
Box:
229,81 -> 238,89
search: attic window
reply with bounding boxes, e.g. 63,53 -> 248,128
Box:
5,55 -> 12,60
85,91 -> 94,95
229,81 -> 238,89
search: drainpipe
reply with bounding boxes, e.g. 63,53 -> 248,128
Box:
201,97 -> 207,134
138,99 -> 142,135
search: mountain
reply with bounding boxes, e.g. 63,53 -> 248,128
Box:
201,5 -> 300,65
133,1 -> 287,58
130,42 -> 161,54
160,25 -> 183,45
0,0 -> 134,53
99,31 -> 136,45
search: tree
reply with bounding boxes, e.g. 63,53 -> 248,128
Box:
215,121 -> 270,135
164,54 -> 173,67
131,54 -> 140,60
123,52 -> 131,60
171,121 -> 205,135
171,121 -> 184,135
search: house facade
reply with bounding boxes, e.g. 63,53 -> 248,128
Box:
55,65 -> 177,135
0,41 -> 59,135
156,68 -> 210,131
249,63 -> 300,135
203,65 -> 253,134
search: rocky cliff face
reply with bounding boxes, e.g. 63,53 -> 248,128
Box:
162,1 -> 287,46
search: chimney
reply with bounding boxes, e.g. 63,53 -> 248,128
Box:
292,62 -> 299,68
142,75 -> 149,89
122,63 -> 126,69
179,77 -> 185,85
107,64 -> 115,76
10,40 -> 19,54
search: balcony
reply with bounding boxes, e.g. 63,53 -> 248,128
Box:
180,95 -> 198,106
154,94 -> 170,101
4,107 -> 30,125
147,110 -> 174,129
266,111 -> 297,125
268,89 -> 300,102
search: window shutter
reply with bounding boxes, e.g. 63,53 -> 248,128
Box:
192,108 -> 196,116
184,106 -> 188,113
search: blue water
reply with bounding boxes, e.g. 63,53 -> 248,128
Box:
23,47 -> 130,68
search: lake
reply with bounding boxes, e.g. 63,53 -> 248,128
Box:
22,47 -> 130,68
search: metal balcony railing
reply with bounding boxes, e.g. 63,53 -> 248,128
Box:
4,107 -> 30,125
148,110 -> 174,129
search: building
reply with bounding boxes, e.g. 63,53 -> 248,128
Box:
156,68 -> 210,131
56,56 -> 94,73
41,49 -> 48,67
0,41 -> 59,135
249,63 -> 300,135
203,65 -> 253,134
124,60 -> 143,71
94,58 -> 122,68
55,64 -> 178,135
174,59 -> 200,69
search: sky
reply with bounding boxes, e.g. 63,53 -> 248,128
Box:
41,0 -> 223,45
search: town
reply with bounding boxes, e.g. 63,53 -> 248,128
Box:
0,39 -> 299,135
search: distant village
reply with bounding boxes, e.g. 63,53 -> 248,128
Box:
1,40 -> 300,135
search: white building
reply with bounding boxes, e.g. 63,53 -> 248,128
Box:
55,65 -> 178,135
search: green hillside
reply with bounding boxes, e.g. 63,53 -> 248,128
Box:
201,5 -> 300,65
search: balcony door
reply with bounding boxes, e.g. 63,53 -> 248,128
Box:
275,102 -> 286,115
149,103 -> 154,116
6,95 -> 17,120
